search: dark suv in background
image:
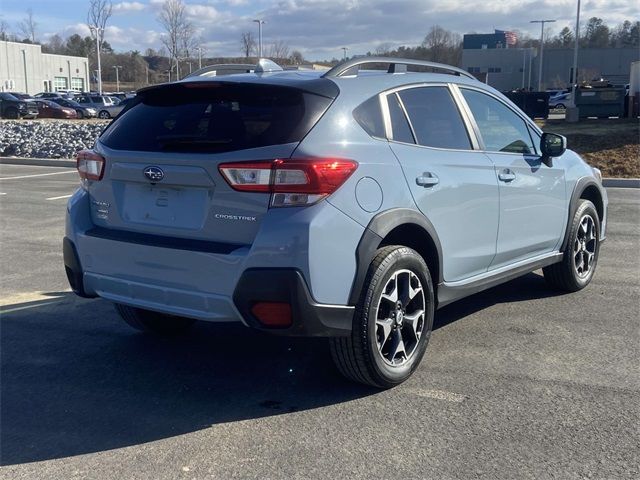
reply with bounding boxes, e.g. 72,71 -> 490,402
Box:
0,92 -> 39,119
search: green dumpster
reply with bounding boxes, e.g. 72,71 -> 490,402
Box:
575,88 -> 626,118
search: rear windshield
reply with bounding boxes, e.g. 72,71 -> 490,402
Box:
100,83 -> 334,153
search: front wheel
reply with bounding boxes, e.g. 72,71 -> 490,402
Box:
75,109 -> 84,119
115,303 -> 196,336
98,110 -> 111,119
543,199 -> 600,292
330,246 -> 435,388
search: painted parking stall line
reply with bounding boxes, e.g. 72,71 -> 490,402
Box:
46,194 -> 73,201
0,171 -> 76,180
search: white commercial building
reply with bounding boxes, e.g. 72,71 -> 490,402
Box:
1,40 -> 90,95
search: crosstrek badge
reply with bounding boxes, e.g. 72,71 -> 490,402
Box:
214,213 -> 257,222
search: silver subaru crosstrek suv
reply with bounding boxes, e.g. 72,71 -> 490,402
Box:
64,58 -> 607,388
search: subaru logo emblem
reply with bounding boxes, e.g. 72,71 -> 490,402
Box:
143,166 -> 164,182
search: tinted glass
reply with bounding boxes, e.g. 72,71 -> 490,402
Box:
100,84 -> 334,153
353,96 -> 385,138
0,93 -> 19,101
387,93 -> 414,144
461,89 -> 535,154
90,96 -> 103,103
397,87 -> 471,150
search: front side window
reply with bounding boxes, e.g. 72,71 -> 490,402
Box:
461,89 -> 535,155
397,87 -> 471,150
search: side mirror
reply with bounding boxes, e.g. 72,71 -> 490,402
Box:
541,132 -> 567,158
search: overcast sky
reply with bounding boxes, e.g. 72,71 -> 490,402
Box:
1,0 -> 636,59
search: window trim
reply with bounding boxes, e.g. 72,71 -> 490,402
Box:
453,84 -> 543,157
380,82 -> 481,152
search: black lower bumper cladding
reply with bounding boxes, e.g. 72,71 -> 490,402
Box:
233,269 -> 354,337
63,237 -> 96,298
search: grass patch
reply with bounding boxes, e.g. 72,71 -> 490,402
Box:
537,118 -> 639,178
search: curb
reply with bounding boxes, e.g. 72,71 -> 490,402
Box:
602,178 -> 640,188
0,157 -> 75,168
1,157 -> 639,188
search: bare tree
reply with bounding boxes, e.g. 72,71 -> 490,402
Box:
422,25 -> 461,64
289,50 -> 304,65
157,0 -> 193,78
87,0 -> 112,44
0,19 -> 9,41
374,42 -> 393,56
241,31 -> 256,58
269,40 -> 290,61
18,8 -> 37,43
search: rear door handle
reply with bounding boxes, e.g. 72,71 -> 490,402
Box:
498,169 -> 516,182
416,172 -> 439,187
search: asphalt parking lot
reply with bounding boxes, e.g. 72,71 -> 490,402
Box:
1,164 -> 638,479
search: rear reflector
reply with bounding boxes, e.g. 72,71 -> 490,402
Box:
76,150 -> 105,181
251,302 -> 292,328
219,158 -> 358,207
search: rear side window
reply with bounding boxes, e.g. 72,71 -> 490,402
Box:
100,83 -> 334,153
387,93 -> 415,144
397,87 -> 472,150
91,96 -> 103,103
353,96 -> 385,138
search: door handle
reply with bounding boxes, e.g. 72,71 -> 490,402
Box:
416,172 -> 439,187
498,169 -> 516,182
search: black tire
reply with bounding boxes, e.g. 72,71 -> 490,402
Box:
555,103 -> 566,110
543,199 -> 600,292
4,107 -> 19,119
98,110 -> 111,119
114,303 -> 196,336
76,109 -> 84,119
330,246 -> 435,388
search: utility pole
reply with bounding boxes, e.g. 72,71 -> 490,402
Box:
89,25 -> 104,94
196,46 -> 203,69
113,65 -> 122,92
571,0 -> 581,105
521,49 -> 526,89
530,19 -> 556,91
342,47 -> 348,60
253,19 -> 265,57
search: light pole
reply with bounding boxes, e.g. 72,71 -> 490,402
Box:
196,46 -> 203,69
89,25 -> 104,94
253,19 -> 265,57
113,65 -> 122,92
571,0 -> 581,105
530,19 -> 556,91
341,47 -> 348,60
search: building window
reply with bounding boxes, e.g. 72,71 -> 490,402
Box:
54,77 -> 68,91
488,67 -> 502,73
71,77 -> 84,92
468,67 -> 481,73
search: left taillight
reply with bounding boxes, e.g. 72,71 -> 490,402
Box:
218,158 -> 358,207
76,150 -> 105,181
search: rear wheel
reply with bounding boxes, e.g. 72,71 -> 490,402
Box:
4,107 -> 19,119
330,246 -> 434,388
98,110 -> 111,119
115,303 -> 196,336
75,109 -> 84,119
543,199 -> 600,292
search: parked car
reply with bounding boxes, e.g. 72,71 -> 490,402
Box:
64,58 -> 607,388
33,99 -> 78,119
549,92 -> 572,110
75,94 -> 123,119
50,98 -> 98,119
0,92 -> 39,119
10,92 -> 34,101
34,92 -> 70,100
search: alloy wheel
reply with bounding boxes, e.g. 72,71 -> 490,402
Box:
573,214 -> 597,278
374,269 -> 426,366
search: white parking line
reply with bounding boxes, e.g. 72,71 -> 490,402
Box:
0,192 -> 6,195
0,171 -> 76,180
46,194 -> 73,201
410,388 -> 467,403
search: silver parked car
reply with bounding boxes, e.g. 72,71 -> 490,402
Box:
64,58 -> 607,388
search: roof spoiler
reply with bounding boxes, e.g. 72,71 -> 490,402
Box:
322,57 -> 475,80
184,59 -> 284,79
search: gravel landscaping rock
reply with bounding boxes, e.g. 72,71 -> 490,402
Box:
0,120 -> 110,159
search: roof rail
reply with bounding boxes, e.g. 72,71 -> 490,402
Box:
321,57 -> 475,80
183,58 -> 284,79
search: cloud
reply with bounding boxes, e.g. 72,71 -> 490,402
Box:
113,2 -> 146,13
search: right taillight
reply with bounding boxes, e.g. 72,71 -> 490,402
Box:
219,158 -> 358,207
76,150 -> 105,181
